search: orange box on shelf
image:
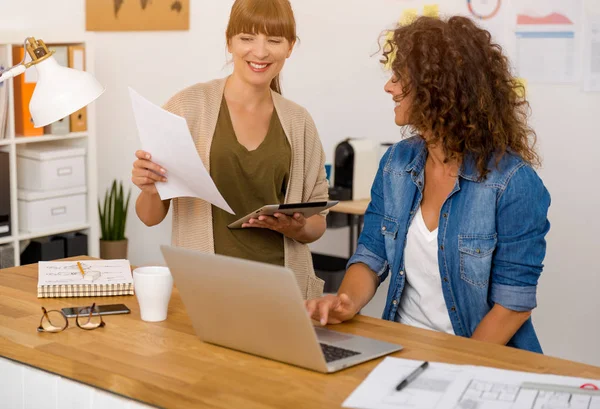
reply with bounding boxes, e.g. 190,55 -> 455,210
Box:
12,46 -> 43,137
67,45 -> 87,132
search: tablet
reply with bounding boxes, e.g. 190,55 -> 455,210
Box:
227,200 -> 339,229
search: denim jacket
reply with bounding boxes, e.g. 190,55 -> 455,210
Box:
347,137 -> 551,353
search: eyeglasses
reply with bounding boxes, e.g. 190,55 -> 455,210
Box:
37,303 -> 106,333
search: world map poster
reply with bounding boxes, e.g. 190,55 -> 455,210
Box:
86,0 -> 189,31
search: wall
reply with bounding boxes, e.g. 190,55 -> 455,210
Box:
1,0 -> 598,366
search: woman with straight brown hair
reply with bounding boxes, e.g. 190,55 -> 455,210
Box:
131,0 -> 329,300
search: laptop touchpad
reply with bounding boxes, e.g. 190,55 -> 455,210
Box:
315,327 -> 355,343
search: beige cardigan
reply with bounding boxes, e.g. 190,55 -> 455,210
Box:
163,77 -> 328,300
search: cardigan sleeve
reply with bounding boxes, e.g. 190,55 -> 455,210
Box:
302,109 -> 329,215
162,90 -> 184,116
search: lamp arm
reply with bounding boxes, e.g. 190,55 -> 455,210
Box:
0,37 -> 54,84
0,64 -> 26,84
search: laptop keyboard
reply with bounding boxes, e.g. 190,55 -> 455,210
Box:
319,343 -> 361,363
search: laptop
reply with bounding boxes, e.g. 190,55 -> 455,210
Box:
160,245 -> 403,373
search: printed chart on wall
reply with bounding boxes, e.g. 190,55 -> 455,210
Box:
583,14 -> 600,92
464,0 -> 510,50
86,0 -> 189,31
513,0 -> 583,84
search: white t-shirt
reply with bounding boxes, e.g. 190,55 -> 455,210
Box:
396,207 -> 455,334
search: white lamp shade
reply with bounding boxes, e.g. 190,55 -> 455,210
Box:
29,56 -> 105,128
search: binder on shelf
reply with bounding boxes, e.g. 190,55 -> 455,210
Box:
67,45 -> 87,132
0,45 -> 8,140
43,46 -> 70,135
0,152 -> 10,237
0,78 -> 7,140
12,46 -> 43,137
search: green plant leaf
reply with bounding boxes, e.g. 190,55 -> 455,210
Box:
118,182 -> 125,239
98,200 -> 106,240
103,189 -> 109,240
114,182 -> 121,240
114,180 -> 119,240
123,187 -> 131,239
98,180 -> 131,241
109,181 -> 116,240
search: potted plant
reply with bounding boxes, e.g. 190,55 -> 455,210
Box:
98,180 -> 131,259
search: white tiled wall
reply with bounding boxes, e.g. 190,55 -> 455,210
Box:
0,357 -> 155,409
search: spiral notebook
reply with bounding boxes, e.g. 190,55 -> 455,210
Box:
37,259 -> 134,298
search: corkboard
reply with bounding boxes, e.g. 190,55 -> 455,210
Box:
86,0 -> 189,31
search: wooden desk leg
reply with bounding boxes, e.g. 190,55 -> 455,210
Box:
347,215 -> 364,258
348,215 -> 365,257
348,214 -> 354,258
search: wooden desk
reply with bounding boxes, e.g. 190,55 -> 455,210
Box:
330,199 -> 369,255
330,199 -> 370,216
1,258 -> 599,409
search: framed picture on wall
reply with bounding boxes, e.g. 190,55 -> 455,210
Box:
86,0 -> 190,31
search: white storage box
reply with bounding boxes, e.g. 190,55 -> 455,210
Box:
17,143 -> 86,191
18,186 -> 87,233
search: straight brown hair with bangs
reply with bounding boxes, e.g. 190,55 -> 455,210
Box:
226,0 -> 297,94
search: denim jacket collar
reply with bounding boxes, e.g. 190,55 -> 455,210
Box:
403,137 -> 480,182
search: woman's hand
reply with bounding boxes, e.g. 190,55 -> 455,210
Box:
304,294 -> 358,325
131,150 -> 167,195
242,212 -> 306,240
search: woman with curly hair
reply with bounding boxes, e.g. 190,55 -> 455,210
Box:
306,16 -> 551,352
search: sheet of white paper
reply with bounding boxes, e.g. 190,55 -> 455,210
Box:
515,30 -> 577,83
452,364 -> 600,409
343,357 -> 600,409
128,87 -> 234,214
342,358 -> 465,409
584,14 -> 600,92
512,0 -> 583,83
38,260 -> 133,286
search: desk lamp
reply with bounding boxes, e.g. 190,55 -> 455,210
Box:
0,37 -> 105,128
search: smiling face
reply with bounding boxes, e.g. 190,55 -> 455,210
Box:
228,33 -> 293,88
384,75 -> 413,127
225,0 -> 297,91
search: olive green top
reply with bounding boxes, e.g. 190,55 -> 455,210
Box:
210,97 -> 291,266
164,77 -> 329,300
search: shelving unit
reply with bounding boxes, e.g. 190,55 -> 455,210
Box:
14,131 -> 88,144
0,34 -> 99,266
0,236 -> 14,246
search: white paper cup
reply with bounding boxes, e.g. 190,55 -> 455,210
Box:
133,266 -> 173,322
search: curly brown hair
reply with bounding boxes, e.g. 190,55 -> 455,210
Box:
381,16 -> 539,179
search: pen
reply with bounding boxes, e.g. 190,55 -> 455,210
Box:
77,262 -> 85,278
396,361 -> 429,391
